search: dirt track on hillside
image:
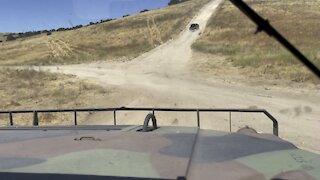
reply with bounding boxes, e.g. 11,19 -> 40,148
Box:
38,0 -> 319,153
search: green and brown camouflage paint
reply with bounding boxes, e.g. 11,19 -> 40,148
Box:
0,126 -> 319,179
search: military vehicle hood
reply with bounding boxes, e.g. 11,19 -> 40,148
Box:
0,126 -> 319,180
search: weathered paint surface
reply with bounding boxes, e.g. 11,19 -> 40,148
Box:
0,126 -> 319,179
236,149 -> 320,179
8,149 -> 159,178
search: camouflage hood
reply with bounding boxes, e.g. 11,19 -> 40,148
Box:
0,125 -> 319,179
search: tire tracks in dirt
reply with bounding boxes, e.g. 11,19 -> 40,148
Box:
30,0 -> 320,153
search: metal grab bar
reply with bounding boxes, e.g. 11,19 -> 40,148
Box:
142,113 -> 158,132
0,107 -> 278,136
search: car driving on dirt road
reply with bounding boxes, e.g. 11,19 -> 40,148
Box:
189,23 -> 200,31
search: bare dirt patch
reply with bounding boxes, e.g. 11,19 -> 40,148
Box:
35,0 -> 320,153
2,0 -> 320,154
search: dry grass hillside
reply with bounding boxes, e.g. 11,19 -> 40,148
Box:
0,33 -> 7,42
192,0 -> 320,83
0,68 -> 109,126
0,0 -> 211,65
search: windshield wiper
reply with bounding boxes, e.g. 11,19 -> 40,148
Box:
229,0 -> 320,79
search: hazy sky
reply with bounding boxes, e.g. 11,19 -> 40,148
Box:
0,0 -> 170,32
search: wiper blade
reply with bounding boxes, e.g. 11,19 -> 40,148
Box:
229,0 -> 320,79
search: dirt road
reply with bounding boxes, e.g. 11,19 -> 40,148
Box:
39,0 -> 319,153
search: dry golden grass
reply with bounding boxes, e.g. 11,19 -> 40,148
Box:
0,68 -> 108,126
0,33 -> 6,42
192,0 -> 320,82
0,0 -> 211,65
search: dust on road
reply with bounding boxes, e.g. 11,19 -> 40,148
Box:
39,0 -> 319,153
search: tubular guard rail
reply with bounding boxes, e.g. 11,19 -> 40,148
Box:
0,107 -> 278,136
